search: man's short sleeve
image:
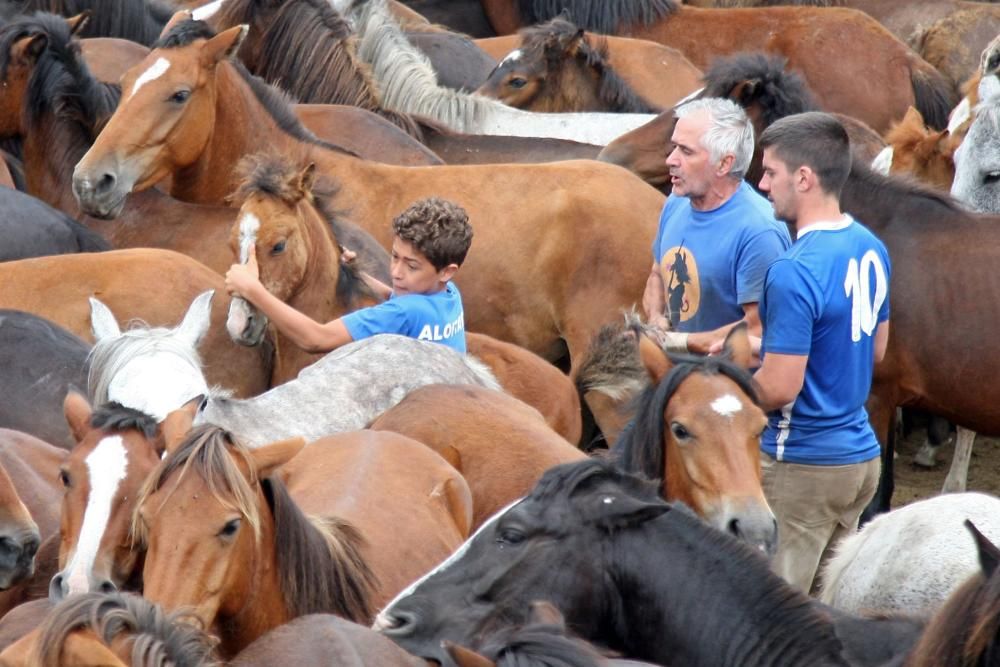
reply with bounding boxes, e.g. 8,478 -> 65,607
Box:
736,229 -> 789,305
341,300 -> 408,342
762,259 -> 820,356
878,247 -> 891,324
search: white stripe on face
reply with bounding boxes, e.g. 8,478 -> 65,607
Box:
710,394 -> 743,419
500,49 -> 522,66
238,212 -> 261,264
130,58 -> 171,99
64,436 -> 129,596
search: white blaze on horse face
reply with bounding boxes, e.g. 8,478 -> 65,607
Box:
130,58 -> 171,100
373,497 -> 525,631
64,436 -> 128,596
499,49 -> 523,67
238,211 -> 261,264
871,147 -> 893,176
710,394 -> 743,419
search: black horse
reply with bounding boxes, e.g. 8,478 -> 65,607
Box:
0,185 -> 107,260
378,459 -> 923,666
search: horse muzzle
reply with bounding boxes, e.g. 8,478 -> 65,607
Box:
0,528 -> 40,590
226,297 -> 268,347
72,165 -> 131,220
710,498 -> 778,559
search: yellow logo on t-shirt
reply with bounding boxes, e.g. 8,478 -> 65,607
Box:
660,245 -> 700,327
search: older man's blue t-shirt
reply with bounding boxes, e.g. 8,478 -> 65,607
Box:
341,281 -> 466,353
759,216 -> 890,466
652,181 -> 790,333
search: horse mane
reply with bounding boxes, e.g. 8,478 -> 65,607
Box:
261,476 -> 377,623
348,0 -> 503,133
612,352 -> 758,489
0,12 -> 121,180
530,458 -> 660,510
89,402 -> 159,440
516,0 -> 678,34
478,620 -> 605,667
842,158 -> 967,223
575,312 -> 647,401
215,0 -> 421,139
702,51 -> 817,126
905,568 -> 1000,665
33,591 -> 220,667
518,17 -> 657,113
87,323 -> 207,409
230,153 -> 379,309
884,109 -> 947,161
9,0 -> 171,45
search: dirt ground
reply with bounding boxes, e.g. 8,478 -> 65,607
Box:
893,428 -> 1000,507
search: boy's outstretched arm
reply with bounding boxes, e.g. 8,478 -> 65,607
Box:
340,246 -> 392,300
226,247 -> 353,353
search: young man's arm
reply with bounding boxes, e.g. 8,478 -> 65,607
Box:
874,321 -> 890,363
753,352 -> 808,412
341,246 -> 392,300
226,251 -> 353,353
688,303 -> 761,354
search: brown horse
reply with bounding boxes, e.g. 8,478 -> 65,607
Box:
136,422 -> 472,657
0,249 -> 272,397
479,0 -> 956,133
370,385 -> 587,529
73,21 -> 666,402
48,395 -> 164,602
882,106 -> 958,190
476,18 -> 699,112
225,154 -> 583,440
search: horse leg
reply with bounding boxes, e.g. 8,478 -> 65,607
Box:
914,415 -> 952,468
941,427 -> 976,494
860,390 -> 897,524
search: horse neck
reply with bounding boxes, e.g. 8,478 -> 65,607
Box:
169,64 -> 300,205
615,518 -> 846,666
541,59 -> 604,112
22,113 -> 85,216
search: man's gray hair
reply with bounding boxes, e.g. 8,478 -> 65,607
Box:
675,97 -> 755,180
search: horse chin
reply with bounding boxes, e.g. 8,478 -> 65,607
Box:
226,298 -> 268,347
706,499 -> 778,560
76,191 -> 128,220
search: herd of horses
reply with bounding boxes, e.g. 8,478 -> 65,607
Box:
2,0 -> 1000,664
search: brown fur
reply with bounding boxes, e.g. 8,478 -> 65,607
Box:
916,4 -> 1000,91
884,107 -> 956,190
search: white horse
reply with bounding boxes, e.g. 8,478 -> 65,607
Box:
339,0 -> 656,145
87,290 -> 499,446
819,492 -> 1000,617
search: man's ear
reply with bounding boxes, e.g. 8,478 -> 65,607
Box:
797,165 -> 814,191
717,153 -> 735,177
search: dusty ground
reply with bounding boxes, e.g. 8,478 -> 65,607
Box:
893,428 -> 1000,507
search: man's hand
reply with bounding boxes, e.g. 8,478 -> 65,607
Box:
225,244 -> 261,298
339,245 -> 357,266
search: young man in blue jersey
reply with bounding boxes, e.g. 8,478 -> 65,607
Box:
225,197 -> 472,354
754,112 -> 890,593
643,97 -> 791,354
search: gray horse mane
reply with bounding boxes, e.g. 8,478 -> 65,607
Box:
347,0 -> 501,132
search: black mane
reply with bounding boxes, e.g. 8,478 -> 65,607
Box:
6,0 -> 171,45
151,17 -> 214,48
613,354 -> 758,487
703,52 -> 817,127
89,402 -> 159,440
517,0 -> 678,34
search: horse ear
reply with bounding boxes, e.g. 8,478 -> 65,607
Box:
966,519 -> 1000,578
528,600 -> 565,627
200,24 -> 248,66
440,641 -> 495,667
89,296 -> 122,341
11,32 -> 47,66
296,163 -> 316,198
901,106 -> 925,130
731,78 -> 760,106
248,437 -> 306,478
722,322 -> 752,370
637,332 -> 674,385
589,491 -> 670,529
63,392 -> 93,444
176,290 -> 214,349
65,11 -> 91,37
158,396 -> 201,456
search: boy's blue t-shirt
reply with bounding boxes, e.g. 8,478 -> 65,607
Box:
759,216 -> 890,465
652,181 -> 791,333
341,281 -> 466,353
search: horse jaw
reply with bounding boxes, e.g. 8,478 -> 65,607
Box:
226,298 -> 268,347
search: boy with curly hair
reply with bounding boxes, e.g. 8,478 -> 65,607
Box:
225,197 -> 472,353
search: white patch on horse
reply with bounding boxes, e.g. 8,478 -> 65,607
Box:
64,436 -> 128,596
710,394 -> 743,418
130,58 -> 170,99
870,147 -> 893,175
191,0 -> 224,21
238,212 -> 260,264
373,497 -> 524,631
948,97 -> 972,135
500,49 -> 522,66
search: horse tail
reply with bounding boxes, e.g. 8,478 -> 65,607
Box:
574,312 -> 648,402
463,354 -> 504,392
909,60 -> 958,132
815,519 -> 874,607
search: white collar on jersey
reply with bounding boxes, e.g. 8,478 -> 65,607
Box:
797,214 -> 853,238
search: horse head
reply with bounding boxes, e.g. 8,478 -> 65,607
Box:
951,95 -> 1000,214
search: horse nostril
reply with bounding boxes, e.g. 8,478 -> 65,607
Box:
96,172 -> 117,194
49,574 -> 66,602
98,579 -> 117,594
382,610 -> 418,637
21,536 -> 39,560
727,517 -> 741,537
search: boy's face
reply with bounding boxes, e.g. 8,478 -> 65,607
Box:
390,237 -> 456,296
759,147 -> 798,224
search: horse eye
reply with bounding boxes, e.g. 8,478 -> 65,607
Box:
670,422 -> 691,441
984,171 -> 1000,185
508,77 -> 527,89
170,90 -> 190,104
59,470 -> 71,488
218,518 -> 241,538
271,240 -> 286,255
496,529 -> 524,546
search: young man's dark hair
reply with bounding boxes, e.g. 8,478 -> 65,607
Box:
759,112 -> 851,197
392,197 -> 473,271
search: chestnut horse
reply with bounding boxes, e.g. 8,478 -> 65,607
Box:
224,154 -> 582,441
479,0 -> 956,133
72,20 -> 666,404
476,18 -> 700,112
0,249 -> 272,397
135,423 -> 472,657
